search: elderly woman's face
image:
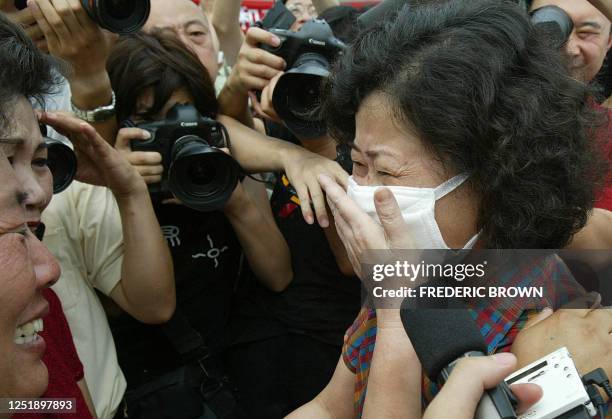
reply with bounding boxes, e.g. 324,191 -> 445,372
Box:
0,147 -> 60,398
3,97 -> 53,235
351,92 -> 479,248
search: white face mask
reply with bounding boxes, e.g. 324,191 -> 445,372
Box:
346,174 -> 479,250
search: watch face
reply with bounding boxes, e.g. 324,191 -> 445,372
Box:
92,108 -> 116,122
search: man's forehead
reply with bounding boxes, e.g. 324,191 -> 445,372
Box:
147,0 -> 209,29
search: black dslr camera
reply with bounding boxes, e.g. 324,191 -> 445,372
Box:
261,19 -> 346,139
15,0 -> 150,35
129,104 -> 241,212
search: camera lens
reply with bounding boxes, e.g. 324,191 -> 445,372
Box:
187,160 -> 216,186
46,138 -> 77,194
168,135 -> 240,212
81,0 -> 150,35
273,53 -> 330,138
104,0 -> 135,20
286,75 -> 322,122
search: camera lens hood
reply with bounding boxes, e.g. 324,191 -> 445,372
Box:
46,138 -> 77,194
81,0 -> 150,35
273,53 -> 330,139
168,135 -> 240,212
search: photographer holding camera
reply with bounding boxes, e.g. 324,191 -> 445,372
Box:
101,29 -> 298,418
0,0 -> 123,144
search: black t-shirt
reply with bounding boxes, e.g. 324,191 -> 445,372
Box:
230,175 -> 362,347
109,203 -> 242,388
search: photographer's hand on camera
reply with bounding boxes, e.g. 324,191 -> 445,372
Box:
27,0 -> 117,143
115,128 -> 164,186
28,0 -> 114,75
0,4 -> 48,49
249,71 -> 283,124
227,27 -> 286,95
39,111 -> 146,198
218,27 -> 286,126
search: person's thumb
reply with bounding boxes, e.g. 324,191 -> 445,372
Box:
374,187 -> 412,248
424,353 -> 518,419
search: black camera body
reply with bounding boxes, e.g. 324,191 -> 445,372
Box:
130,104 -> 241,212
263,20 -> 345,71
261,19 -> 346,139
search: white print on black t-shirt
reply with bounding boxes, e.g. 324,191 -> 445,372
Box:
162,225 -> 181,247
192,234 -> 229,268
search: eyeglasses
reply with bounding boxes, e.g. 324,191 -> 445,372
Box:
286,3 -> 317,20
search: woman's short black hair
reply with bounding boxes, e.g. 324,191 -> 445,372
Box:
323,0 -> 608,249
0,12 -> 63,134
107,30 -> 218,123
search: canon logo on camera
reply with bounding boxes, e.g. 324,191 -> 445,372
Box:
180,122 -> 198,127
308,39 -> 326,47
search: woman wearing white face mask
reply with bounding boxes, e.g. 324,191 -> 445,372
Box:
286,1 -> 610,418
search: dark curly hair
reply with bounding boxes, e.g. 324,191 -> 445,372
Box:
107,30 -> 218,123
0,12 -> 63,135
322,0 -> 608,249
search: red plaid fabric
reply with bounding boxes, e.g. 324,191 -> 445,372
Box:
342,254 -> 587,418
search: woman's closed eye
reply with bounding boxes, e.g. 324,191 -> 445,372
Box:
352,160 -> 368,176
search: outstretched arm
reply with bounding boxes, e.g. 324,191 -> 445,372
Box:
218,115 -> 349,227
222,162 -> 292,292
211,0 -> 244,66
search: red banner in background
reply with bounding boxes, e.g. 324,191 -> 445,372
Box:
240,2 -> 270,31
240,1 -> 379,31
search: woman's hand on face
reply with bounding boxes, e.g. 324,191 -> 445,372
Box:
40,112 -> 146,197
281,150 -> 348,227
317,174 -> 415,280
115,128 -> 164,185
511,307 -> 612,382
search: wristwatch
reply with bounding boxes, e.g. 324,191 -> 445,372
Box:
71,91 -> 116,123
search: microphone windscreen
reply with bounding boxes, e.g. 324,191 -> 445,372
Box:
400,298 -> 487,382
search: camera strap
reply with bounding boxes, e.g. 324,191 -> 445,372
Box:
161,309 -> 246,418
162,310 -> 225,392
